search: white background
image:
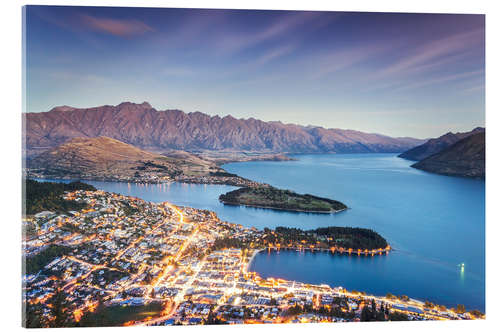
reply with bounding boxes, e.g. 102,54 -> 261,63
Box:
1,1 -> 498,332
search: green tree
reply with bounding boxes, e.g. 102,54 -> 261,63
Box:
399,295 -> 409,302
375,309 -> 386,321
371,299 -> 377,313
388,312 -> 409,321
49,284 -> 74,327
361,306 -> 372,322
456,304 -> 466,314
24,302 -> 46,328
469,310 -> 484,318
24,179 -> 96,215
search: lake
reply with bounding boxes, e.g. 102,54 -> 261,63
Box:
37,153 -> 485,311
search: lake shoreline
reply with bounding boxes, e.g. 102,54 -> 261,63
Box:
30,153 -> 485,312
246,249 -> 264,273
247,246 -> 392,273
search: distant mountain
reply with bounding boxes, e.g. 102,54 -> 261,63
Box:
398,127 -> 484,161
24,102 -> 425,156
412,132 -> 485,178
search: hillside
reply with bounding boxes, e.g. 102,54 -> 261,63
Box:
24,179 -> 96,215
26,136 -> 260,186
27,136 -> 183,181
24,102 -> 424,156
398,127 -> 484,161
412,132 -> 485,178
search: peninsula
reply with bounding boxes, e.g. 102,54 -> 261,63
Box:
412,132 -> 485,179
23,180 -> 481,328
214,226 -> 389,252
26,137 -> 348,214
398,128 -> 485,178
219,186 -> 347,213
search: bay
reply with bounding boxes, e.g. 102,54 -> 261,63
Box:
36,153 -> 485,311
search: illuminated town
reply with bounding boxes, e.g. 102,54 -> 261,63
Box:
22,189 -> 482,327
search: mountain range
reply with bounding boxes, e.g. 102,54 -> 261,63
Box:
398,127 -> 484,161
411,132 -> 485,178
24,102 -> 425,157
397,127 -> 485,178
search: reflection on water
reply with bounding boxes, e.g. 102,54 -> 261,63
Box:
34,153 -> 485,311
459,264 -> 466,286
226,153 -> 485,311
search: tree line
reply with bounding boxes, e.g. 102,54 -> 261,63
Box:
24,244 -> 72,275
211,225 -> 388,252
219,186 -> 347,212
24,179 -> 96,215
267,226 -> 388,250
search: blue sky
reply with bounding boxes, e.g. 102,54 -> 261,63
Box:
24,6 -> 485,138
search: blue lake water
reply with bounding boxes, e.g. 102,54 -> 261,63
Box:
37,153 -> 485,311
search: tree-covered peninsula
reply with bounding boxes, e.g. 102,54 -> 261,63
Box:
219,186 -> 347,213
213,225 -> 389,252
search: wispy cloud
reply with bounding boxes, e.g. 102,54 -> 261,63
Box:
215,12 -> 322,55
151,10 -> 230,50
461,83 -> 485,94
376,29 -> 484,78
253,44 -> 297,66
47,70 -> 110,85
393,69 -> 484,92
358,29 -> 484,93
79,14 -> 154,37
307,44 -> 388,80
162,67 -> 196,77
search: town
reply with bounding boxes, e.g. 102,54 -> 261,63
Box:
22,189 -> 483,327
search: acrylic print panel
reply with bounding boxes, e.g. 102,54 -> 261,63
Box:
22,5 -> 485,328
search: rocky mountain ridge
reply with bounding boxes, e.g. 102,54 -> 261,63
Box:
411,132 -> 485,178
24,101 -> 425,156
398,127 -> 484,161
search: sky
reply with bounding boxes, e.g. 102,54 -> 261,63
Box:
24,6 -> 485,139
